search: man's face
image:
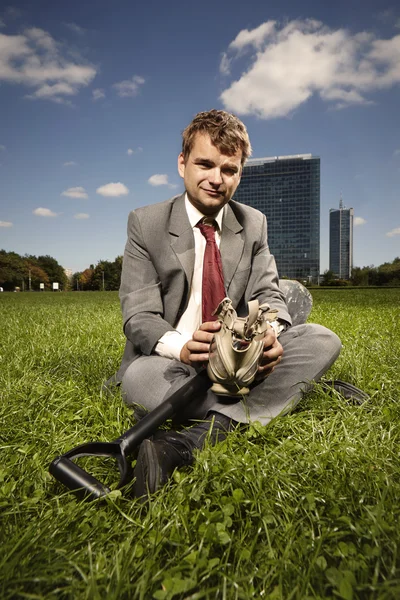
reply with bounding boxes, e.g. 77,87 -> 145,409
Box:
177,133 -> 242,215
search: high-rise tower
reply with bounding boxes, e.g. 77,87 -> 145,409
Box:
234,154 -> 320,281
329,196 -> 354,280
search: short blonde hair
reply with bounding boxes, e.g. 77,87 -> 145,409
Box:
182,109 -> 252,166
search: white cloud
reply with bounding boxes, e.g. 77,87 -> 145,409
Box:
113,75 -> 145,98
33,207 -> 57,217
74,213 -> 89,219
393,149 -> 400,156
96,182 -> 129,197
61,186 -> 88,199
127,147 -> 143,155
148,174 -> 169,186
0,27 -> 97,103
0,144 -> 5,151
229,21 -> 277,52
220,53 -> 231,75
0,220 -> 13,227
220,20 -> 400,119
64,22 -> 85,35
354,216 -> 367,226
148,174 -> 178,189
63,160 -> 77,167
92,88 -> 105,101
386,227 -> 400,237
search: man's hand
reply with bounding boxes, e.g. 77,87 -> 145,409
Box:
180,321 -> 221,367
255,327 -> 283,380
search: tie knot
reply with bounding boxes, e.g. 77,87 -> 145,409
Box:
196,218 -> 218,242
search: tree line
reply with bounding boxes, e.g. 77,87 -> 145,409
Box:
0,250 -> 123,291
0,250 -> 68,291
321,257 -> 400,287
71,257 -> 122,291
2,249 -> 399,291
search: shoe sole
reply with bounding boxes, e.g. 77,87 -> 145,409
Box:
135,439 -> 161,498
323,379 -> 370,404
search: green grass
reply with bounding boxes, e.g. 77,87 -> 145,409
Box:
0,289 -> 399,599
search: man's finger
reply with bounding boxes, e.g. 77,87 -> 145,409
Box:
200,321 -> 221,332
187,340 -> 211,353
263,328 -> 277,347
189,352 -> 210,363
192,329 -> 215,344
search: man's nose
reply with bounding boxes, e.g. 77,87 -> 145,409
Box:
209,168 -> 223,185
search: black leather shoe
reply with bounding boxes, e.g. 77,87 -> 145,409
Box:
322,379 -> 370,405
134,433 -> 194,499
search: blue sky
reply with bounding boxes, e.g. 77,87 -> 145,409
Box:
0,0 -> 399,274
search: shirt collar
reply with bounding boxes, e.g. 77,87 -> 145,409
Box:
184,193 -> 224,231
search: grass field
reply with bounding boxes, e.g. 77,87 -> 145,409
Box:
1,289 -> 399,599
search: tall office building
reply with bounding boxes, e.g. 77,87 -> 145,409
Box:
234,154 -> 320,280
329,197 -> 354,280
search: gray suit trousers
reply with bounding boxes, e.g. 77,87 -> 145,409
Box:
121,323 -> 341,426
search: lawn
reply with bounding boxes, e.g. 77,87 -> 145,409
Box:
1,289 -> 399,599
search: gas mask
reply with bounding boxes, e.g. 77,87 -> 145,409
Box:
207,298 -> 279,397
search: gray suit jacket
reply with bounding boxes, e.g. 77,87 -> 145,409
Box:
115,193 -> 291,382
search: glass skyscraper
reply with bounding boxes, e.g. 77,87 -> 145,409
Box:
234,154 -> 320,281
329,198 -> 353,280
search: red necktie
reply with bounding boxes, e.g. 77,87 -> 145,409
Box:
196,219 -> 226,322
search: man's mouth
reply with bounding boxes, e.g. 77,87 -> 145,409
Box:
203,189 -> 224,196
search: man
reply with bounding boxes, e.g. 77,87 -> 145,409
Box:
117,110 -> 341,497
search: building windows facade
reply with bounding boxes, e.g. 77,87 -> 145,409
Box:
234,154 -> 320,281
329,200 -> 353,280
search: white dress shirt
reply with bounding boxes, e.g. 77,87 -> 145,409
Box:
154,195 -> 287,360
154,194 -> 224,360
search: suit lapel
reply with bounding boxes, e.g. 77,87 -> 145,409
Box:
169,194 -> 195,285
168,196 -> 244,296
220,203 -> 244,292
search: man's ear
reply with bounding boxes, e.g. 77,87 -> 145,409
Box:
177,153 -> 185,178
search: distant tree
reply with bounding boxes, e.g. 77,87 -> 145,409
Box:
0,250 -> 26,290
93,257 -> 123,291
350,258 -> 400,287
23,260 -> 50,290
72,271 -> 82,291
113,255 -> 123,289
36,255 -> 68,288
334,278 -> 350,287
367,266 -> 380,286
0,250 -> 70,290
80,268 -> 95,290
351,266 -> 369,286
321,269 -> 335,286
378,257 -> 400,286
